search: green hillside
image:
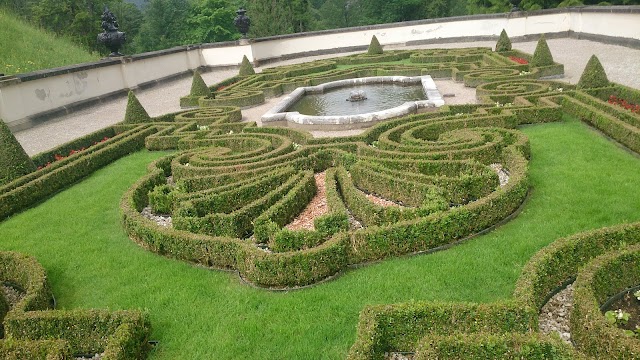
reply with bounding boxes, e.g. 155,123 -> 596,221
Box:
0,9 -> 99,76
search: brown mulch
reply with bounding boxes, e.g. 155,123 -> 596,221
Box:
285,172 -> 328,231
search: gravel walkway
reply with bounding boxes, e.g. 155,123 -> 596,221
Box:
14,38 -> 640,155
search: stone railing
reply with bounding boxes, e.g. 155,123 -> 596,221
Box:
1,6 -> 639,131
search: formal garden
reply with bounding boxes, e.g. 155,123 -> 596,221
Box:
2,31 -> 640,359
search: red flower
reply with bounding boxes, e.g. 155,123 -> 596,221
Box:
508,56 -> 528,65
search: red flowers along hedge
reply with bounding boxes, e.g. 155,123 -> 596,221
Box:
509,56 -> 528,65
37,136 -> 111,170
609,95 -> 640,114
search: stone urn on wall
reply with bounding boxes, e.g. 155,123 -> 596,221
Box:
97,7 -> 126,57
234,8 -> 251,39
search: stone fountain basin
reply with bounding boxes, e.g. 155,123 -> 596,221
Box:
261,75 -> 444,126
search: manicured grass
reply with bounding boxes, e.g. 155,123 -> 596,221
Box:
0,10 -> 99,75
1,115 -> 640,359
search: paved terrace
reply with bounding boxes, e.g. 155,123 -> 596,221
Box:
14,38 -> 640,155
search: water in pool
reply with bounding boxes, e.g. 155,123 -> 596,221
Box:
288,83 -> 425,116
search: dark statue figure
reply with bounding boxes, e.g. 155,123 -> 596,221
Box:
234,8 -> 251,38
97,7 -> 126,57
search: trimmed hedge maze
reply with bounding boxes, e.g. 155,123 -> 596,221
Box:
0,252 -> 151,359
3,41 -> 640,359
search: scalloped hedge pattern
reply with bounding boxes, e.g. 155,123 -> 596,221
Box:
3,45 -> 640,359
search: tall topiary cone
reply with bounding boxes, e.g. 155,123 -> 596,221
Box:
530,34 -> 554,67
123,91 -> 151,124
189,70 -> 210,97
368,35 -> 383,55
239,55 -> 255,76
0,119 -> 36,186
578,55 -> 610,89
495,29 -> 512,52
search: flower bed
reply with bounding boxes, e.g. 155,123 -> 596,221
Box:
608,95 -> 640,114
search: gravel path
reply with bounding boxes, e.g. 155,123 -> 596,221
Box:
14,38 -> 640,156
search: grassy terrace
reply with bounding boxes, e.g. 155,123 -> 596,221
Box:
0,9 -> 98,76
1,114 -> 640,358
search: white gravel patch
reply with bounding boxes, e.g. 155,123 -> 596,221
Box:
539,283 -> 574,344
141,206 -> 172,227
490,163 -> 510,187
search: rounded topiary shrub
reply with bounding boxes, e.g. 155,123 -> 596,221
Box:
123,91 -> 151,124
530,34 -> 554,67
578,55 -> 610,89
368,35 -> 383,55
0,119 -> 36,186
148,184 -> 176,214
495,29 -> 512,52
239,55 -> 255,76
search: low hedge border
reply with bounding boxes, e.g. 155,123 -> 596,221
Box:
561,91 -> 640,154
0,125 -> 156,220
570,245 -> 640,359
0,339 -> 72,360
198,89 -> 265,108
347,300 -> 538,360
414,332 -> 583,360
0,252 -> 151,360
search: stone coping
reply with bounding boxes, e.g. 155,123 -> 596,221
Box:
2,6 -> 638,85
261,75 -> 444,126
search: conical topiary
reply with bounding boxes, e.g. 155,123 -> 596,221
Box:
530,34 -> 554,67
368,35 -> 383,55
123,91 -> 151,124
189,70 -> 210,97
577,55 -> 610,89
495,29 -> 512,52
239,55 -> 255,76
0,119 -> 36,186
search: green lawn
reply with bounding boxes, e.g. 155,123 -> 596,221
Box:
1,116 -> 640,359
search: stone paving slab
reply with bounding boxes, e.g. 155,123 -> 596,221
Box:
14,38 -> 640,155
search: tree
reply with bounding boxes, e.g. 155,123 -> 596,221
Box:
186,0 -> 237,44
28,0 -> 139,54
134,0 -> 191,52
246,0 -> 310,37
